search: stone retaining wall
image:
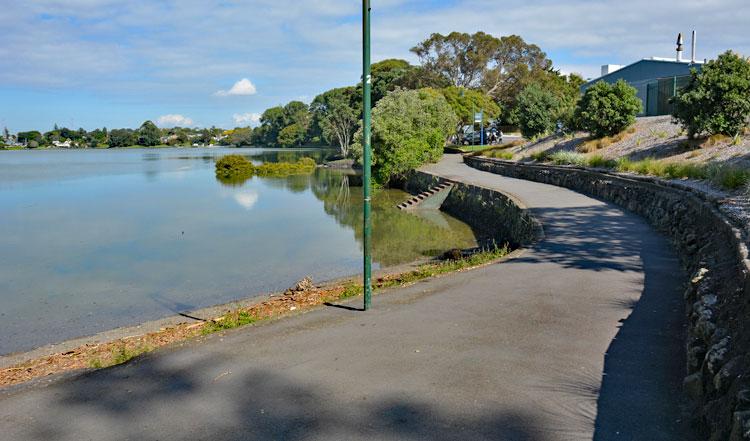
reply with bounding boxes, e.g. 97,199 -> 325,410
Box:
403,171 -> 539,250
464,155 -> 750,440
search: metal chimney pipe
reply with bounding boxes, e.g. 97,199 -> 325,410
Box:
676,33 -> 684,62
691,30 -> 697,64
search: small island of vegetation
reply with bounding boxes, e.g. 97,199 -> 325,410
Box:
215,155 -> 317,185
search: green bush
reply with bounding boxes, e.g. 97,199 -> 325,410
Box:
548,151 -> 587,166
575,80 -> 642,138
672,51 -> 750,138
587,154 -> 617,168
215,155 -> 255,179
351,88 -> 458,184
516,84 -> 560,139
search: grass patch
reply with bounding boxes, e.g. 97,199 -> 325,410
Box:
587,155 -> 617,168
578,128 -> 634,153
702,134 -> 731,147
528,151 -> 550,162
706,164 -> 750,190
485,150 -> 514,160
548,151 -> 587,166
88,343 -> 152,369
521,148 -> 749,191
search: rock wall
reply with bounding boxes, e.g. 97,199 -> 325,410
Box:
403,171 -> 539,250
464,155 -> 750,440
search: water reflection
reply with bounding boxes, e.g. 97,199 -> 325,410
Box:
0,147 -> 476,354
221,166 -> 478,267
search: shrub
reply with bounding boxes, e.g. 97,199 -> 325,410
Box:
672,51 -> 750,138
216,154 -> 254,177
575,80 -> 642,138
351,88 -> 458,184
486,150 -> 513,160
706,164 -> 750,189
587,154 -> 617,168
516,84 -> 560,139
528,151 -> 550,162
548,151 -> 587,166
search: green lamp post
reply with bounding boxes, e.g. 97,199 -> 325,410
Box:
362,0 -> 372,311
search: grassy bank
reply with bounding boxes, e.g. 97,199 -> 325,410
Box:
0,245 -> 511,386
536,151 -> 750,190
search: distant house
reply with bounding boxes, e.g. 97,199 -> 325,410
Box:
52,139 -> 73,148
582,33 -> 705,116
160,134 -> 178,144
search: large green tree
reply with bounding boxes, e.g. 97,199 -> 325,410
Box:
108,129 -> 136,147
351,88 -> 458,184
137,120 -> 161,146
277,123 -> 307,148
672,51 -> 750,138
411,32 -> 551,111
258,106 -> 286,146
310,87 -> 361,156
440,86 -> 501,133
17,131 -> 42,145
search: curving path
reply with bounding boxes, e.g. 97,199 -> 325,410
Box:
0,155 -> 690,440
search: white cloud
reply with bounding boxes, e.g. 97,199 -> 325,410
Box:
156,114 -> 194,127
233,190 -> 259,210
215,78 -> 257,96
232,112 -> 262,126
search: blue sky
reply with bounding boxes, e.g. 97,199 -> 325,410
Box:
1,0 -> 748,132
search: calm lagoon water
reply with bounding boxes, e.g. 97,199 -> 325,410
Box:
0,147 -> 477,354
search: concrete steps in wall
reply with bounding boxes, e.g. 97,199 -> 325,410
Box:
397,182 -> 454,210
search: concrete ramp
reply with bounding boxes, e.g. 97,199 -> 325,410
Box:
397,182 -> 453,210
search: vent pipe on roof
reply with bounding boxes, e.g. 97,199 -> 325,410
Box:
676,33 -> 684,62
691,30 -> 697,64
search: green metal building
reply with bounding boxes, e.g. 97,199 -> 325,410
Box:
582,58 -> 703,116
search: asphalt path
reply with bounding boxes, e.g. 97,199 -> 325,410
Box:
0,154 -> 690,440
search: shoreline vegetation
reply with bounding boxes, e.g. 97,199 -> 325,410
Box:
215,155 -> 317,185
0,245 -> 510,388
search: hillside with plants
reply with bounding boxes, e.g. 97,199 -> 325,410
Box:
475,51 -> 750,194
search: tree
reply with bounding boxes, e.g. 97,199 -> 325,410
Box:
411,32 -> 552,123
88,128 -> 108,147
393,65 -> 452,90
411,32 -> 550,93
411,32 -> 502,88
365,59 -> 413,104
575,80 -> 642,138
440,86 -> 501,133
108,129 -> 136,147
516,84 -> 561,138
277,123 -> 307,148
481,35 -> 551,106
138,120 -> 161,146
351,88 -> 458,184
310,87 -> 360,156
3,127 -> 9,141
258,106 -> 286,146
672,51 -> 750,138
17,131 -> 42,145
225,127 -> 254,146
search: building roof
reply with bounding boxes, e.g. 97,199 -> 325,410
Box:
584,58 -> 703,88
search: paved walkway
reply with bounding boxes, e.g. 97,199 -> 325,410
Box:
0,155 -> 689,440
